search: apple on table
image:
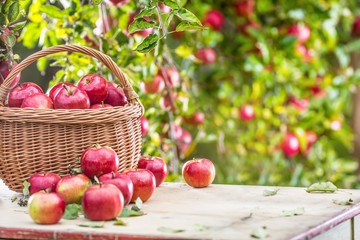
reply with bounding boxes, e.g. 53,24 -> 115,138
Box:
28,172 -> 61,195
28,192 -> 65,224
55,173 -> 91,204
182,158 -> 216,188
123,168 -> 156,202
99,172 -> 134,205
138,156 -> 168,187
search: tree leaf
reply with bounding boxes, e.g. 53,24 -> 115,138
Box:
165,9 -> 177,28
119,208 -> 145,217
78,221 -> 105,228
8,2 -> 20,22
280,207 -> 305,217
157,227 -> 185,233
332,198 -> 353,206
0,14 -> 6,27
164,0 -> 179,9
9,20 -> 27,30
2,0 -> 12,14
128,18 -> 155,34
134,33 -> 159,53
39,5 -> 64,19
22,180 -> 30,196
135,6 -> 156,20
306,182 -> 338,193
177,0 -> 187,7
194,224 -> 207,231
63,203 -> 82,220
91,0 -> 102,4
176,8 -> 201,25
175,21 -> 205,31
263,188 -> 279,196
251,227 -> 269,239
114,219 -> 127,226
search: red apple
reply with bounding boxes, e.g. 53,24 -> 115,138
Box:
183,112 -> 205,126
160,92 -> 177,111
21,93 -> 53,109
53,84 -> 90,109
99,172 -> 134,205
202,10 -> 225,31
330,119 -> 341,131
239,104 -> 255,121
28,172 -> 61,195
141,75 -> 165,94
235,0 -> 255,17
0,59 -> 21,88
295,43 -> 313,62
8,82 -> 43,108
77,74 -> 108,105
282,132 -> 300,157
141,116 -> 149,136
82,184 -> 124,221
290,97 -> 309,112
28,192 -> 65,224
90,103 -> 113,109
80,144 -> 119,178
168,124 -> 192,145
353,17 -> 360,37
195,48 -> 217,64
158,67 -> 180,87
48,82 -> 75,101
159,4 -> 171,14
104,82 -> 127,106
104,0 -> 130,7
123,168 -> 156,202
310,85 -> 326,99
287,23 -> 310,43
182,158 -> 216,188
138,156 -> 168,187
127,14 -> 154,38
55,174 -> 91,204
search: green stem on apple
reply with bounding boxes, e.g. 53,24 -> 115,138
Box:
94,143 -> 102,149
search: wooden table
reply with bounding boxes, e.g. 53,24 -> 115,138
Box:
0,180 -> 360,240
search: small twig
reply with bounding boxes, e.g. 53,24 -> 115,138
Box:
154,0 -> 167,39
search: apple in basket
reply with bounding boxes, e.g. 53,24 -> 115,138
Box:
123,168 -> 156,202
137,156 -> 168,187
55,173 -> 91,204
99,172 -> 134,205
0,59 -> 21,88
28,192 -> 65,224
77,74 -> 108,105
21,93 -> 53,109
28,172 -> 61,195
90,102 -> 113,109
80,144 -> 119,178
104,82 -> 127,106
182,159 -> 216,188
48,82 -> 75,101
53,84 -> 90,109
8,82 -> 43,108
82,183 -> 124,221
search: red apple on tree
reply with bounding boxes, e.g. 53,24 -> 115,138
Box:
53,84 -> 90,109
123,168 -> 156,202
80,144 -> 119,178
0,59 -> 21,87
28,172 -> 61,195
353,17 -> 360,37
160,92 -> 177,111
90,102 -> 113,109
82,183 -> 124,221
141,116 -> 149,136
202,10 -> 225,31
195,48 -> 217,64
158,67 -> 180,87
282,132 -> 300,157
48,82 -> 75,101
310,85 -> 326,99
28,192 -> 65,224
183,112 -> 205,126
182,158 -> 216,188
104,82 -> 127,106
94,16 -> 114,36
239,104 -> 255,121
295,43 -> 313,62
159,4 -> 171,14
8,82 -> 43,108
99,172 -> 134,205
138,156 -> 168,187
303,131 -> 317,155
55,173 -> 91,204
104,0 -> 130,7
77,74 -> 108,105
235,0 -> 255,17
127,14 -> 154,38
290,97 -> 309,112
141,75 -> 165,94
21,93 -> 53,109
287,23 -> 311,43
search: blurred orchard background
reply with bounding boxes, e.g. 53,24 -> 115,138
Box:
2,0 -> 360,188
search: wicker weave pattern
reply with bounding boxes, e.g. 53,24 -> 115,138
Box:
0,45 -> 144,192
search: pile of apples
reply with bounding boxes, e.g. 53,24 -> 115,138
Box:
7,74 -> 127,109
27,143 -> 215,225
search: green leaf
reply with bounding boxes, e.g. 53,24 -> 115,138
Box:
0,14 -> 6,27
134,33 -> 159,53
194,224 -> 207,231
164,0 -> 179,9
134,197 -> 143,209
9,20 -> 27,30
114,219 -> 127,226
332,198 -> 353,206
11,196 -> 17,202
8,2 -> 20,22
91,0 -> 102,4
94,176 -> 100,184
263,188 -> 279,196
128,18 -> 156,34
157,227 -> 185,233
280,207 -> 305,217
177,0 -> 187,7
22,180 -> 30,196
165,9 -> 177,28
39,5 -> 64,19
175,21 -> 205,31
115,32 -> 128,46
306,182 -> 338,193
2,0 -> 12,14
63,203 -> 82,220
176,8 -> 201,25
78,221 -> 104,228
119,208 -> 145,217
36,57 -> 48,72
135,6 -> 156,20
251,227 -> 269,239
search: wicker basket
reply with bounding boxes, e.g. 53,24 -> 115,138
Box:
0,45 -> 144,193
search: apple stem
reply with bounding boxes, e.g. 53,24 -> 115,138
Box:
111,171 -> 115,179
99,182 -> 102,188
94,143 -> 102,149
68,164 -> 74,177
101,101 -> 104,107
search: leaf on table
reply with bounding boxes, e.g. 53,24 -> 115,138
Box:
114,219 -> 127,226
134,197 -> 143,209
263,188 -> 279,196
251,226 -> 269,239
241,213 -> 253,221
22,180 -> 30,196
11,196 -> 17,203
17,198 -> 28,207
306,181 -> 338,193
332,198 -> 353,206
63,203 -> 82,220
157,226 -> 185,233
78,221 -> 105,228
280,207 -> 305,217
119,208 -> 145,217
194,224 -> 207,231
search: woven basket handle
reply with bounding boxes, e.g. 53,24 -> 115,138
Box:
0,44 -> 140,106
